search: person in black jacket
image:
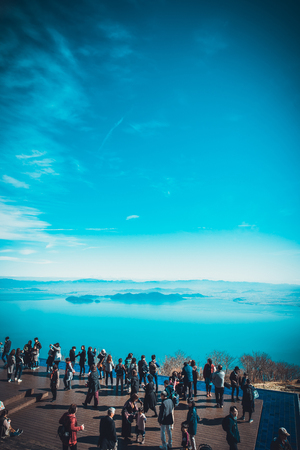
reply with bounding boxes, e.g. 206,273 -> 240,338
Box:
230,367 -> 240,402
131,370 -> 140,395
83,364 -> 101,409
224,406 -> 240,450
78,345 -> 87,377
158,391 -> 174,450
2,337 -> 11,365
241,379 -> 255,423
50,364 -> 59,402
69,346 -> 77,367
98,407 -> 117,449
88,347 -> 97,371
270,427 -> 292,450
138,355 -> 148,385
143,374 -> 158,417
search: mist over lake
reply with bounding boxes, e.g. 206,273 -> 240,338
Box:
1,278 -> 299,366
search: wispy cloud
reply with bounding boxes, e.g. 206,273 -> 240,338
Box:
0,256 -> 20,261
238,222 -> 257,230
100,117 -> 124,150
16,150 -> 46,159
86,228 -> 116,231
2,175 -> 29,189
127,120 -> 169,137
126,215 -> 139,220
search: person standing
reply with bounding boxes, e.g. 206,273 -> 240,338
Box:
87,347 -> 96,372
121,394 -> 140,441
64,358 -> 75,390
115,358 -> 126,393
223,406 -> 240,450
97,349 -> 106,380
182,362 -> 193,400
149,355 -> 160,393
46,345 -> 55,373
83,364 -> 101,409
143,374 -> 158,417
128,357 -> 138,393
33,337 -> 42,368
69,347 -> 77,368
23,340 -> 32,369
241,379 -> 255,423
187,399 -> 200,450
158,390 -> 174,450
50,364 -> 60,402
212,364 -> 225,408
2,337 -> 11,365
203,358 -> 215,398
270,427 -> 292,450
51,343 -> 62,368
15,348 -> 24,382
78,345 -> 86,377
190,360 -> 198,396
138,356 -> 148,385
130,370 -> 140,395
104,355 -> 114,387
7,349 -> 16,382
97,407 -> 117,450
135,407 -> 147,445
230,367 -> 241,402
59,404 -> 84,450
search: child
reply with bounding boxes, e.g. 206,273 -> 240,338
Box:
131,369 -> 139,395
64,358 -> 75,390
135,407 -> 146,444
181,422 -> 191,450
0,409 -> 23,438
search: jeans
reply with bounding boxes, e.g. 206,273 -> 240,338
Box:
160,424 -> 172,447
80,364 -> 85,376
193,380 -> 197,396
215,387 -> 224,406
116,376 -> 124,391
15,364 -> 23,380
2,351 -> 8,363
231,385 -> 239,399
228,442 -> 238,450
184,381 -> 192,399
106,371 -> 113,385
139,372 -> 147,384
151,373 -> 158,392
190,435 -> 196,450
64,376 -> 71,389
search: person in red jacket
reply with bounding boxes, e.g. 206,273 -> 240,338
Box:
59,404 -> 84,450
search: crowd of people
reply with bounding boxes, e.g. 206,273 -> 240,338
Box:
0,337 -> 294,450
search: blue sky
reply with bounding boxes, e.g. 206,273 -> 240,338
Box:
0,0 -> 300,282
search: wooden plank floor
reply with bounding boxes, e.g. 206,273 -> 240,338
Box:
0,366 -> 262,450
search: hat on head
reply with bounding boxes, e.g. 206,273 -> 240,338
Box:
279,427 -> 290,436
234,366 -> 240,371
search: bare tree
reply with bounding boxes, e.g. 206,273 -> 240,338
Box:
208,350 -> 236,375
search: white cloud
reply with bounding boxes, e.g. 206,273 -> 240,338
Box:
126,215 -> 139,220
19,249 -> 36,255
0,256 -> 20,261
16,150 -> 46,159
2,175 -> 29,189
0,249 -> 13,253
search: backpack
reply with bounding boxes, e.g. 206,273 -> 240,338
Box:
125,358 -> 132,371
116,364 -> 124,377
142,362 -> 148,375
149,361 -> 157,374
58,416 -> 70,442
222,415 -> 230,432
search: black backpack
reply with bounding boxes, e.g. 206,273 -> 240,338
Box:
222,415 -> 230,432
149,361 -> 157,374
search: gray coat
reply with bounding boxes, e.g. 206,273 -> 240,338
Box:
7,355 -> 15,374
212,370 -> 225,388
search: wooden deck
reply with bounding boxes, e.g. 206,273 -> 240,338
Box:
0,366 -> 262,450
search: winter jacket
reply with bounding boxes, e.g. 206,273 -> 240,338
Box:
230,370 -> 239,387
131,376 -> 139,395
88,350 -> 96,367
79,349 -> 86,366
187,406 -> 199,436
203,363 -> 215,380
98,415 -> 117,449
270,437 -> 292,450
50,369 -> 60,388
59,412 -> 83,446
158,398 -> 174,425
182,364 -> 193,383
226,415 -> 240,445
104,360 -> 114,373
212,370 -> 225,388
4,340 -> 11,354
87,370 -> 100,393
144,381 -> 157,412
7,355 -> 15,374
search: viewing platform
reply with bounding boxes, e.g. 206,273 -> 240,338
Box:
0,360 -> 298,449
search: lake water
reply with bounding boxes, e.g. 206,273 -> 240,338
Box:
1,278 -> 300,366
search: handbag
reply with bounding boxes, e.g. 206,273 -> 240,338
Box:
253,388 -> 259,399
224,382 -> 231,389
